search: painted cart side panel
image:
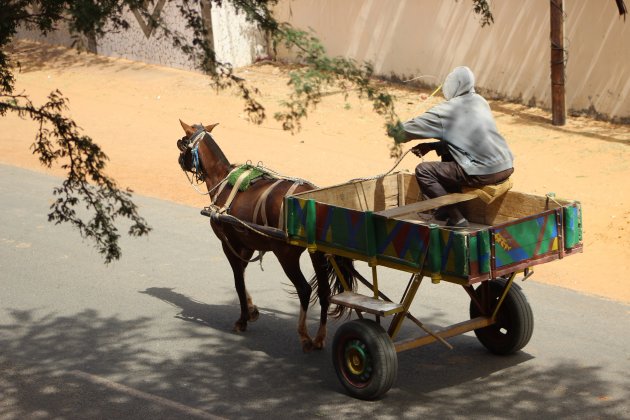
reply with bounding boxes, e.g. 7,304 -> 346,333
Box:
314,201 -> 374,258
433,203 -> 583,280
564,204 -> 582,249
432,230 -> 469,278
286,192 -> 583,283
492,210 -> 560,270
286,196 -> 431,269
286,196 -> 308,239
468,231 -> 491,278
372,214 -> 431,269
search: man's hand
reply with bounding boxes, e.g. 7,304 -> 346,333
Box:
411,142 -> 438,157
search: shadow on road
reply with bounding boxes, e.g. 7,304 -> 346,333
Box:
0,302 -> 624,418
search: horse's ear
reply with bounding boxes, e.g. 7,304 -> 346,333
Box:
205,123 -> 219,132
179,119 -> 196,137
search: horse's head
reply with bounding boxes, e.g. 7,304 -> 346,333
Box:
177,119 -> 219,175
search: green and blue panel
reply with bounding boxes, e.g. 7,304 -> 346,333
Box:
564,203 -> 582,249
285,196 -> 308,240
286,196 -> 583,282
491,210 -> 560,269
313,202 -> 373,258
372,215 -> 431,269
426,229 -> 471,278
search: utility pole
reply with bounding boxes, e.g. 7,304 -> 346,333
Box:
550,0 -> 566,125
201,0 -> 216,73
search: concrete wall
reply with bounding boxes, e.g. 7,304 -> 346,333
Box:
16,1 -> 266,71
15,1 -> 629,120
273,0 -> 630,121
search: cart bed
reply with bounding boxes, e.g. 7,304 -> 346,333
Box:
285,172 -> 582,284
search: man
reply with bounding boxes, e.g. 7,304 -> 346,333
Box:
401,66 -> 514,227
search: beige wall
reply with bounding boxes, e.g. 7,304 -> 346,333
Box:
273,0 -> 630,121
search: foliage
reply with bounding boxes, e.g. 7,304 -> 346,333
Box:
472,0 -> 494,27
0,0 -> 154,263
0,0 -> 495,262
0,91 -> 151,263
271,25 -> 402,146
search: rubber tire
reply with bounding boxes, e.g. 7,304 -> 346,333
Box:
332,319 -> 398,400
470,278 -> 534,355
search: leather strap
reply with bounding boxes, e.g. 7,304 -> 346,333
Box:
218,169 -> 252,213
278,182 -> 302,230
253,179 -> 283,226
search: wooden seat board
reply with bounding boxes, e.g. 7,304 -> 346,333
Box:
330,291 -> 404,316
374,193 -> 478,219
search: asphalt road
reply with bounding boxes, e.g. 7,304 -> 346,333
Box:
1,164 -> 629,419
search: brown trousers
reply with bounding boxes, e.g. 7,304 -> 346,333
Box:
415,161 -> 514,199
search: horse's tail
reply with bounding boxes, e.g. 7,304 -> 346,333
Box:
309,253 -> 357,319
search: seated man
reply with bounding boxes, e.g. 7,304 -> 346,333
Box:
400,66 -> 514,227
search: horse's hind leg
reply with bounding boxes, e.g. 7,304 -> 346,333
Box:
222,241 -> 257,332
245,289 -> 259,322
276,250 -> 314,352
309,251 -> 332,350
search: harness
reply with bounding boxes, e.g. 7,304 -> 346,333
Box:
179,126 -> 311,266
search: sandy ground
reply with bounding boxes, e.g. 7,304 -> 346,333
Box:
2,40 -> 629,303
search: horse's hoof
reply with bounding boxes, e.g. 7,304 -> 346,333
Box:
248,305 -> 260,322
233,320 -> 247,332
301,339 -> 314,353
312,338 -> 325,350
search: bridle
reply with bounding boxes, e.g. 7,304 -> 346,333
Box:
178,125 -> 208,182
178,126 -> 237,198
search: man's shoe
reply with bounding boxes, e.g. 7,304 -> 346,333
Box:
446,217 -> 469,228
433,207 -> 449,221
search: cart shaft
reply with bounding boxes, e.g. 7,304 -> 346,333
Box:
394,316 -> 494,352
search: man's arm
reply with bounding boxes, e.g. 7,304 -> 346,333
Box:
402,108 -> 444,141
411,142 -> 440,157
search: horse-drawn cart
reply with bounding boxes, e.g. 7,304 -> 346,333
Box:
280,172 -> 582,399
183,122 -> 582,400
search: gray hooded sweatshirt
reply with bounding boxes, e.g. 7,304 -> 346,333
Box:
402,66 -> 513,176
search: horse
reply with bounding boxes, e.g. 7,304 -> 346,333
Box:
176,120 -> 354,352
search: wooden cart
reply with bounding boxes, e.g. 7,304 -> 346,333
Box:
283,172 -> 583,400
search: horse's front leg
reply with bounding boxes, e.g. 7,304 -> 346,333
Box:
222,241 -> 255,332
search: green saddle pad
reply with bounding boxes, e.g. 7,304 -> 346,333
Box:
227,164 -> 270,191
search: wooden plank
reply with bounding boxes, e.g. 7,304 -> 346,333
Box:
394,316 -> 494,352
403,173 -> 421,204
375,193 -> 478,219
397,173 -> 406,207
329,291 -> 404,316
461,190 -> 574,225
293,174 -> 401,212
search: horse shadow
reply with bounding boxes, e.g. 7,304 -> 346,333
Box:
139,286 -> 316,359
139,286 -> 534,396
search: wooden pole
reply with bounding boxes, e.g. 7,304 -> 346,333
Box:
550,0 -> 566,125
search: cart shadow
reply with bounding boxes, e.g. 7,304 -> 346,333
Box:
141,287 -> 535,394
2,303 -> 625,419
395,333 -> 535,394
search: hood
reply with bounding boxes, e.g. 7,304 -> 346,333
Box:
442,66 -> 475,100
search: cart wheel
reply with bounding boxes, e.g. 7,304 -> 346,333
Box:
332,319 -> 397,400
469,278 -> 534,355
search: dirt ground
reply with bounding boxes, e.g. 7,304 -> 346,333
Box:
2,40 -> 629,303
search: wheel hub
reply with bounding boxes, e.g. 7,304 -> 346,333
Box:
344,340 -> 372,381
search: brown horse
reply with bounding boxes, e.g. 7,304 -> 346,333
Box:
176,120 -> 353,352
